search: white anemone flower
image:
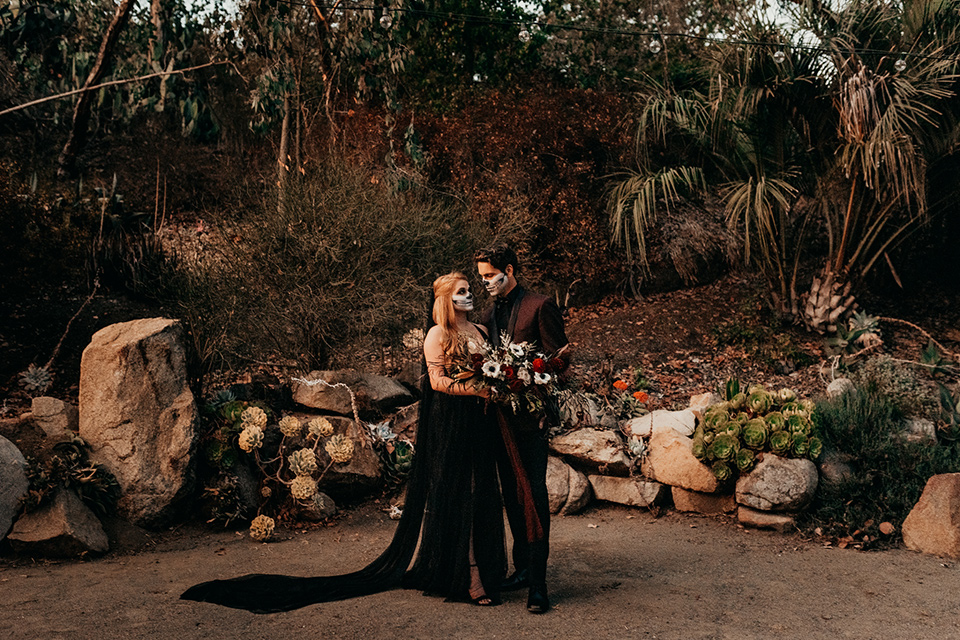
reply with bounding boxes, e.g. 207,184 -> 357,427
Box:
534,372 -> 552,385
481,361 -> 502,379
508,343 -> 525,358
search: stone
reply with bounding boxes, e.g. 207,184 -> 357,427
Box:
625,409 -> 697,439
79,318 -> 198,528
826,377 -> 855,398
545,456 -> 592,515
546,456 -> 570,514
641,428 -> 719,493
0,435 -> 29,542
318,417 -> 382,500
817,447 -> 854,486
293,370 -> 414,417
903,418 -> 937,443
735,454 -> 818,512
589,475 -> 668,508
394,361 -> 423,395
688,392 -> 721,412
672,487 -> 736,514
7,489 -> 108,557
902,473 -> 960,559
298,492 -> 337,522
30,397 -> 79,438
737,506 -> 797,533
549,428 -> 631,476
563,466 -> 592,516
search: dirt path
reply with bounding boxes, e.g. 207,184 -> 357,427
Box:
3,503 -> 958,640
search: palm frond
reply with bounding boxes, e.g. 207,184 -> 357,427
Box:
608,166 -> 706,272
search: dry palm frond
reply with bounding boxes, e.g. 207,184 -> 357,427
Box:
607,166 -> 706,272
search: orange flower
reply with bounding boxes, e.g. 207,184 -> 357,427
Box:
633,391 -> 649,403
613,380 -> 629,391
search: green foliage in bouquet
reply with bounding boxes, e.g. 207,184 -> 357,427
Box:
693,379 -> 822,483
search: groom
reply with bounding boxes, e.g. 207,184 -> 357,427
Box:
475,243 -> 569,614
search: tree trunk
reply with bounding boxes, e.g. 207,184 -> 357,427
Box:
277,91 -> 291,213
57,0 -> 136,179
307,0 -> 340,147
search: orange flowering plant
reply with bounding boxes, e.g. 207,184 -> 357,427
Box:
607,367 -> 651,422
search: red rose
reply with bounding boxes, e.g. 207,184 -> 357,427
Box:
503,366 -> 516,379
471,353 -> 485,364
509,380 -> 524,392
532,358 -> 546,374
549,357 -> 565,372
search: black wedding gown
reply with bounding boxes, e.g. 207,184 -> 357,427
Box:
180,382 -> 506,614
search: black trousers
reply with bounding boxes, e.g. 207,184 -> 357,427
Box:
497,426 -> 550,586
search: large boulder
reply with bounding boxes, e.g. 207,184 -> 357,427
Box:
546,456 -> 591,515
641,428 -> 719,493
317,417 -> 382,499
589,475 -> 668,508
625,409 -> 697,439
549,428 -> 631,476
7,489 -> 109,557
79,318 -> 198,528
29,397 -> 78,439
735,454 -> 818,512
0,435 -> 29,541
672,487 -> 736,515
902,473 -> 960,559
293,370 -> 414,417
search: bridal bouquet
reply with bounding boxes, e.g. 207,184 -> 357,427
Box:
452,333 -> 565,413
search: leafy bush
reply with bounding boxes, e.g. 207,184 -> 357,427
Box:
803,384 -> 960,544
143,159 -> 499,372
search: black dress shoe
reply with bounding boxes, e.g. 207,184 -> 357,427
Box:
501,569 -> 529,591
526,584 -> 550,614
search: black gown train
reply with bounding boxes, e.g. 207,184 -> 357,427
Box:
180,383 -> 506,614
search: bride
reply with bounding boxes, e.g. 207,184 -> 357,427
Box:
181,272 -> 506,612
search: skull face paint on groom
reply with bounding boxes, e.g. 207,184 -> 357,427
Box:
475,243 -> 570,615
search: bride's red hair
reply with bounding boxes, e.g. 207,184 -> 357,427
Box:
432,272 -> 468,354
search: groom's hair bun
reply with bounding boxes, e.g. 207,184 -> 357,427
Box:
474,243 -> 520,275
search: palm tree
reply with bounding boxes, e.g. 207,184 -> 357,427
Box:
610,0 -> 960,331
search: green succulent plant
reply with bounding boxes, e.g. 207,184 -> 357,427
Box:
735,448 -> 756,472
807,436 -> 823,460
703,409 -> 729,430
730,392 -> 748,410
747,391 -> 773,414
691,437 -> 707,460
765,412 -> 786,432
220,400 -> 247,423
712,461 -> 734,482
710,433 -> 740,461
787,414 -> 811,436
742,419 -> 768,450
770,430 -> 792,454
792,433 -> 810,456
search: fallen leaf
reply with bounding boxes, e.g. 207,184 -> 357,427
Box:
879,522 -> 895,535
587,524 -> 599,529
